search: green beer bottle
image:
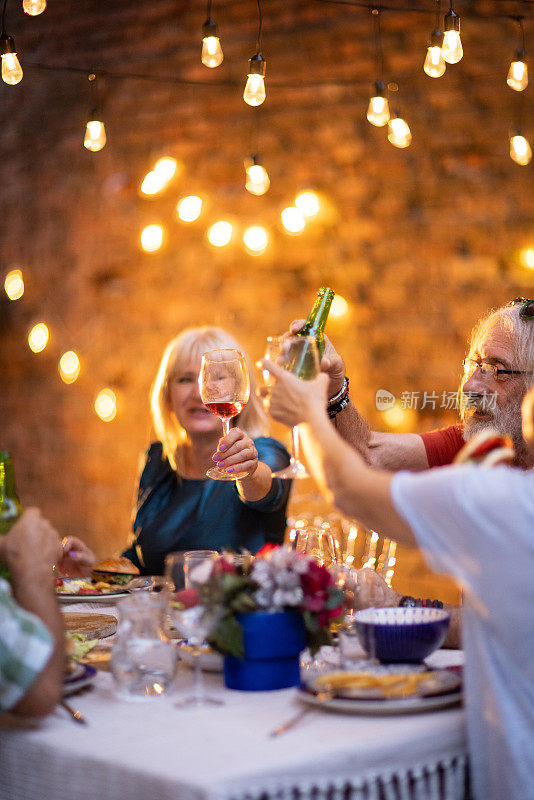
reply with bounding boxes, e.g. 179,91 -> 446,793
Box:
297,286 -> 335,359
0,451 -> 22,581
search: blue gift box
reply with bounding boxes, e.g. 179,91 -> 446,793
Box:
223,610 -> 306,691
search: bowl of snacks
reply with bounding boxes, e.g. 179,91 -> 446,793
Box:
351,607 -> 450,663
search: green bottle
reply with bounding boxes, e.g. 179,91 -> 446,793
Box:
297,286 -> 335,359
0,451 -> 22,581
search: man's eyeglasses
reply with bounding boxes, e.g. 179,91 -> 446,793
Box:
462,357 -> 532,381
510,297 -> 534,320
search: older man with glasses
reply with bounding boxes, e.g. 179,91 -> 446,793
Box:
307,298 -> 534,470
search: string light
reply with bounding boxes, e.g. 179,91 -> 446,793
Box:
423,1 -> 446,78
207,220 -> 233,247
140,224 -> 165,252
367,10 -> 389,127
83,74 -> 106,152
59,351 -> 80,384
4,268 -> 24,300
387,113 -> 412,148
140,157 -> 179,195
281,207 -> 305,235
442,2 -> 463,64
510,132 -> 532,166
201,0 -> 223,69
0,34 -> 22,85
295,191 -> 320,217
244,155 -> 270,195
520,248 -> 534,269
28,323 -> 49,353
244,0 -> 266,106
23,0 -> 46,15
243,225 -> 268,255
507,19 -> 528,92
330,294 -> 349,319
94,389 -> 117,422
177,195 -> 203,222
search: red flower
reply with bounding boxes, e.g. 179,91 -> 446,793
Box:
255,543 -> 281,559
212,558 -> 237,576
173,588 -> 200,608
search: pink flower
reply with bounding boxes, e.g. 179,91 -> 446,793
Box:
173,588 -> 200,608
255,543 -> 281,559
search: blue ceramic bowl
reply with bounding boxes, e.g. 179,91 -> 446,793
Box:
352,607 -> 450,663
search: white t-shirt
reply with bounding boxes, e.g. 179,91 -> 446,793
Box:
391,465 -> 534,800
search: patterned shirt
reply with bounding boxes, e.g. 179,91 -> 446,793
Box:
0,577 -> 54,711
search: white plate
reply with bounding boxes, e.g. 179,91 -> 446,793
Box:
177,643 -> 223,672
298,687 -> 462,716
58,591 -> 128,605
311,668 -> 460,701
63,663 -> 97,697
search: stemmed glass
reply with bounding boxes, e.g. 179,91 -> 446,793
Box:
334,566 -> 378,670
263,335 -> 320,479
199,349 -> 250,481
165,552 -> 223,708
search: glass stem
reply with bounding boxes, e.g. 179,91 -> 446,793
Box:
193,651 -> 204,701
222,419 -> 231,437
291,426 -> 300,463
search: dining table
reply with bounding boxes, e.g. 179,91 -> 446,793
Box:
0,599 -> 468,800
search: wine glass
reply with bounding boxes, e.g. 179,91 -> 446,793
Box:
334,567 -> 378,671
165,552 -> 223,708
295,526 -> 340,568
263,335 -> 320,479
199,349 -> 250,481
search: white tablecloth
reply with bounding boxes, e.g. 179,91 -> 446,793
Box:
0,601 -> 467,800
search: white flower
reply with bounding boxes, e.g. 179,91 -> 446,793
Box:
188,558 -> 214,585
255,587 -> 275,608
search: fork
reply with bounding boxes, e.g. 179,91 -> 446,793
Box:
60,699 -> 87,725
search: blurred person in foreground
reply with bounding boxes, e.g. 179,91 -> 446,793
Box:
303,298 -> 534,470
263,357 -> 534,800
0,509 -> 77,718
123,327 -> 291,575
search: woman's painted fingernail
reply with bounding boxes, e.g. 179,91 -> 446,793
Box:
219,444 -> 226,452
226,466 -> 234,473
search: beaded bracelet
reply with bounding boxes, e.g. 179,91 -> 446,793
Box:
327,377 -> 350,418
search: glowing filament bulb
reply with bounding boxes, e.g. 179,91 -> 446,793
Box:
177,195 -> 203,222
202,36 -> 223,67
207,221 -> 233,247
0,33 -> 23,85
94,389 -> 117,422
295,191 -> 320,217
140,224 -> 164,252
507,58 -> 528,92
245,158 -> 270,196
28,323 -> 49,353
23,0 -> 46,14
367,82 -> 389,127
388,116 -> 412,148
281,207 -> 305,235
243,225 -> 269,255
59,351 -> 80,384
442,9 -> 462,64
510,135 -> 532,166
141,170 -> 166,195
153,157 -> 178,182
330,294 -> 349,319
244,53 -> 266,107
4,269 -> 24,300
84,120 -> 106,152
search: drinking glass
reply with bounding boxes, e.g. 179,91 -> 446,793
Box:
199,349 -> 250,481
264,335 -> 320,479
295,526 -> 340,568
334,567 -> 378,671
165,552 -> 223,708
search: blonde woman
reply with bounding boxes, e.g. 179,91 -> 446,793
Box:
123,327 -> 291,575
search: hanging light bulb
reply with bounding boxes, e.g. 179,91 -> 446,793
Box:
84,117 -> 106,152
367,81 -> 390,127
28,323 -> 49,353
0,34 -> 22,85
424,28 -> 446,78
94,389 -> 117,422
387,114 -> 412,148
201,17 -> 223,68
442,4 -> 462,64
59,351 -> 80,384
510,132 -> 532,166
244,53 -> 266,106
245,155 -> 270,196
4,268 -> 24,300
507,51 -> 528,92
23,0 -> 46,15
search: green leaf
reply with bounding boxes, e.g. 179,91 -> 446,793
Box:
210,614 -> 244,658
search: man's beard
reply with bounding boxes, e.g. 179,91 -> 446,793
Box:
462,393 -> 526,458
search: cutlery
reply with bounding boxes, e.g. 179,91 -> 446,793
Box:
60,699 -> 87,725
269,690 -> 333,737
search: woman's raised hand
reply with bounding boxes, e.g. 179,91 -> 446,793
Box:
212,427 -> 259,478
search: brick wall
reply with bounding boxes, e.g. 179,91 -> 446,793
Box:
1,0 -> 533,602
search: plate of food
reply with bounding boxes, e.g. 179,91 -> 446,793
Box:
56,556 -> 140,603
63,663 -> 97,696
63,633 -> 98,695
177,642 -> 223,672
298,667 -> 462,716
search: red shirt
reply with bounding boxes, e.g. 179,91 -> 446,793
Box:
419,424 -> 465,468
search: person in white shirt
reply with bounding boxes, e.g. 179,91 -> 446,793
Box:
262,359 -> 534,800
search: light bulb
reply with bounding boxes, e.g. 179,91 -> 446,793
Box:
244,53 -> 266,107
367,81 -> 389,127
510,134 -> 532,166
281,207 -> 305,235
245,157 -> 270,196
202,19 -> 223,68
23,0 -> 46,15
388,115 -> 412,148
4,269 -> 24,300
207,221 -> 233,247
140,170 -> 167,196
243,225 -> 269,255
0,35 -> 22,85
442,9 -> 462,64
507,57 -> 528,92
424,28 -> 446,78
84,119 -> 106,152
295,191 -> 320,217
28,323 -> 49,353
59,351 -> 80,384
330,295 -> 349,319
94,389 -> 117,422
153,157 -> 178,181
140,224 -> 164,252
177,195 -> 203,222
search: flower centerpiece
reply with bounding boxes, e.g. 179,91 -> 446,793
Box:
172,544 -> 345,691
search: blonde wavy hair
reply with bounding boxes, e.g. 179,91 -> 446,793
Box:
150,327 -> 268,472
